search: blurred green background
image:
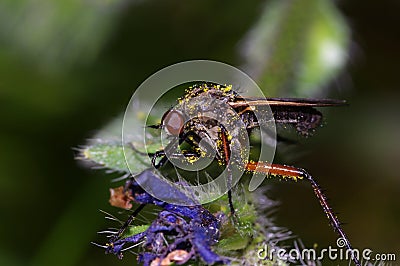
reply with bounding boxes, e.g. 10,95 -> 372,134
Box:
0,0 -> 399,265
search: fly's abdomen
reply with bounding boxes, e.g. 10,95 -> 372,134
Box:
272,106 -> 323,136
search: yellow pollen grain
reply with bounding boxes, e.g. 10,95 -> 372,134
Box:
187,157 -> 197,164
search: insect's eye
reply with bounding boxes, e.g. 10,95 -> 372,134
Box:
163,110 -> 184,136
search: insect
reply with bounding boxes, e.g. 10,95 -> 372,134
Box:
145,82 -> 360,266
104,169 -> 229,266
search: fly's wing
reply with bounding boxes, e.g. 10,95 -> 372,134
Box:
229,97 -> 346,136
229,97 -> 347,107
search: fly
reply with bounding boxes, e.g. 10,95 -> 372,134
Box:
145,82 -> 360,266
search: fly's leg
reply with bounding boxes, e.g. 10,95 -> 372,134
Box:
219,126 -> 235,216
246,161 -> 361,266
126,143 -> 168,168
128,142 -> 174,168
152,150 -> 168,168
150,131 -> 212,169
108,203 -> 146,247
155,126 -> 236,217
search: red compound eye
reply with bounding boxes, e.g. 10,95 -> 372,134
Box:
163,110 -> 184,136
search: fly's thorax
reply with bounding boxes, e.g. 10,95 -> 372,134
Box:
178,83 -> 237,104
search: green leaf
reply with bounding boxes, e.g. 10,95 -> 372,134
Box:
82,142 -> 150,173
124,224 -> 150,237
80,100 -> 164,173
218,234 -> 250,251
